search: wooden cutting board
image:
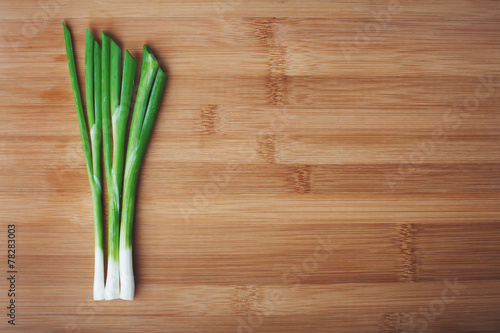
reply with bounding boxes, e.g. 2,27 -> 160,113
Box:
1,0 -> 500,332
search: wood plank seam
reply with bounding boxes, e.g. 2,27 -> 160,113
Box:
257,134 -> 276,163
292,164 -> 312,194
254,17 -> 289,105
381,312 -> 414,333
400,223 -> 418,283
201,104 -> 219,134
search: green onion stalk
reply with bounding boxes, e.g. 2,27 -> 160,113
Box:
63,23 -> 105,300
120,46 -> 167,300
101,32 -> 138,300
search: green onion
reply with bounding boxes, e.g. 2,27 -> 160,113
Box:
120,46 -> 168,300
100,30 -> 114,300
62,23 -> 105,300
103,35 -> 138,300
64,24 -> 167,301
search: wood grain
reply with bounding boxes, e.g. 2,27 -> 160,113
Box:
1,0 -> 500,332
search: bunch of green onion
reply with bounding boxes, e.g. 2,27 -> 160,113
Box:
62,23 -> 167,300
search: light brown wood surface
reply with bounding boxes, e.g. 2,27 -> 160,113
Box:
1,0 -> 500,332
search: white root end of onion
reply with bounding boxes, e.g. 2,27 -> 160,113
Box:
104,258 -> 120,300
119,247 -> 134,300
93,247 -> 105,300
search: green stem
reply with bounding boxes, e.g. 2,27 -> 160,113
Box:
101,30 -> 117,262
120,46 -> 159,249
91,42 -> 102,211
93,40 -> 103,246
138,68 -> 168,161
85,29 -> 95,130
62,22 -> 104,300
121,68 -> 167,247
115,51 -> 137,196
94,41 -> 102,164
101,31 -> 120,300
62,23 -> 93,181
102,31 -> 112,181
110,51 -> 138,245
106,37 -> 122,264
110,40 -> 122,118
120,47 -> 167,300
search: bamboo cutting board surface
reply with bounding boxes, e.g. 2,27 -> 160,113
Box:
1,0 -> 500,332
